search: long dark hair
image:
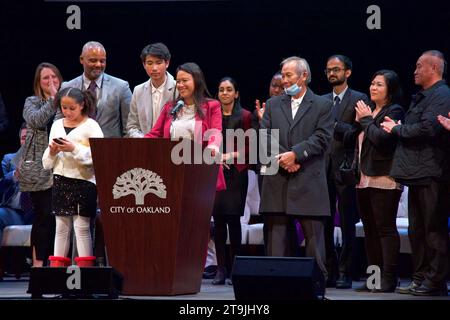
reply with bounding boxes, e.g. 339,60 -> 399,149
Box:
55,87 -> 96,117
175,62 -> 212,119
218,76 -> 242,116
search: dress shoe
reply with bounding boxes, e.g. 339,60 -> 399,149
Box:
202,265 -> 217,279
372,275 -> 398,293
396,281 -> 421,294
212,267 -> 226,285
336,275 -> 352,289
95,257 -> 105,267
411,283 -> 448,296
354,283 -> 371,292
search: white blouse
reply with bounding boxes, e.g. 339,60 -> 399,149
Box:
170,104 -> 196,140
42,118 -> 104,184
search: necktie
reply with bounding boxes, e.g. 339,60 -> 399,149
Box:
87,81 -> 97,119
332,96 -> 341,121
88,80 -> 97,97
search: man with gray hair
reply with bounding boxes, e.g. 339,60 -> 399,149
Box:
259,56 -> 333,281
60,41 -> 132,137
382,50 -> 450,296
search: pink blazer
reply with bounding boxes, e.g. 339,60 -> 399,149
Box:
144,99 -> 226,191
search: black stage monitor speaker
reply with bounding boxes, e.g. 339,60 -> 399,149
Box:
232,256 -> 325,300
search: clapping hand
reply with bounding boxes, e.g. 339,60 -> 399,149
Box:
355,100 -> 372,122
437,112 -> 450,131
255,99 -> 266,121
381,116 -> 401,133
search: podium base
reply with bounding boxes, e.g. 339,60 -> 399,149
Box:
28,266 -> 123,299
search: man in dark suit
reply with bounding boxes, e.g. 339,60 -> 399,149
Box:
382,50 -> 450,296
322,55 -> 369,288
259,56 -> 333,280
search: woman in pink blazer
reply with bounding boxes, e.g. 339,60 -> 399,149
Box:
144,62 -> 225,191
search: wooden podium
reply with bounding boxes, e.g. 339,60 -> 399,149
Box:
90,138 -> 219,295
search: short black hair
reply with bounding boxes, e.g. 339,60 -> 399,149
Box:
140,42 -> 171,63
371,69 -> 403,105
422,49 -> 447,77
327,54 -> 353,70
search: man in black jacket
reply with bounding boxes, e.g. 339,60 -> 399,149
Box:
382,50 -> 450,296
322,55 -> 369,289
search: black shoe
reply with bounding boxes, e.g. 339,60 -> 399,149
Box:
411,284 -> 448,296
96,257 -> 105,267
212,267 -> 226,285
354,283 -> 371,292
373,275 -> 398,293
226,278 -> 233,286
336,275 -> 352,289
202,265 -> 217,279
396,281 -> 421,294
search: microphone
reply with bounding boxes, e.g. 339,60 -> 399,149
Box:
170,100 -> 185,116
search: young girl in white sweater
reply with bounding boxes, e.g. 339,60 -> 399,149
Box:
42,87 -> 103,267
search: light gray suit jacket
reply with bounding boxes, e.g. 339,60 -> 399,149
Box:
59,73 -> 132,137
126,72 -> 177,137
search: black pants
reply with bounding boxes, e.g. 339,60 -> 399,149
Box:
263,214 -> 327,280
30,188 -> 55,262
356,188 -> 402,275
93,215 -> 105,260
213,215 -> 242,273
408,181 -> 449,288
326,172 -> 358,278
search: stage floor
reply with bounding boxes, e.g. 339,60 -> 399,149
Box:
0,276 -> 448,300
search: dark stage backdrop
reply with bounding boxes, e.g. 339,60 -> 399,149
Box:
0,0 -> 449,158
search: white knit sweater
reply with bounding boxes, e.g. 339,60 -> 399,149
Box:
42,118 -> 104,184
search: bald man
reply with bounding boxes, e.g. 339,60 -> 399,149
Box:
58,41 -> 132,267
382,50 -> 450,296
60,41 -> 132,137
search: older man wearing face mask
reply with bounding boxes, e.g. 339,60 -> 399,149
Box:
259,56 -> 333,281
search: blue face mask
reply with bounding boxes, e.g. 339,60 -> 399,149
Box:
284,83 -> 301,96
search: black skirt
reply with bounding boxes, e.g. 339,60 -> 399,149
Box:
213,166 -> 248,216
52,174 -> 97,218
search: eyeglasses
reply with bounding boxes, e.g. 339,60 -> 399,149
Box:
324,67 -> 345,75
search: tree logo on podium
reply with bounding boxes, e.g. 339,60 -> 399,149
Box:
112,168 -> 167,205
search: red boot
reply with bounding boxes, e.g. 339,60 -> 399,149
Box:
74,256 -> 96,267
49,256 -> 71,267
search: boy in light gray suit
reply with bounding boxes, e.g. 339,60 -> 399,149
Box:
126,42 -> 176,137
60,41 -> 132,138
